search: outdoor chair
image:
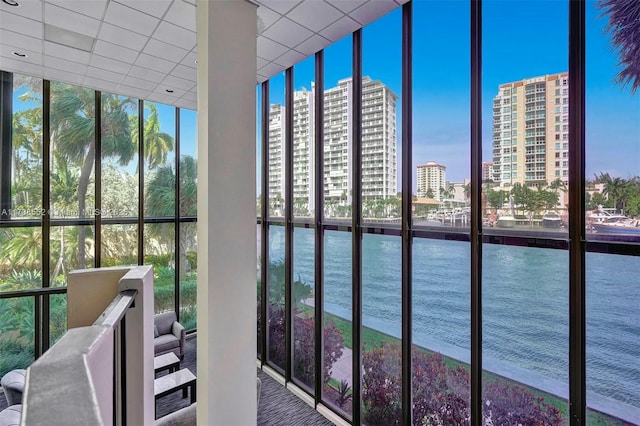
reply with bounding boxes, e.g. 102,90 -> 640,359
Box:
0,369 -> 26,406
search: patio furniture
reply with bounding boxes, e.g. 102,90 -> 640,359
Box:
154,352 -> 181,375
0,404 -> 22,426
154,312 -> 186,360
0,369 -> 26,406
154,368 -> 196,419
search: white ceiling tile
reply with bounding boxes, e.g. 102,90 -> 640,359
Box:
0,45 -> 42,65
257,74 -> 269,84
174,99 -> 193,110
0,56 -> 43,77
329,0 -> 368,14
348,0 -> 397,26
288,0 -> 344,32
0,11 -> 43,39
117,0 -> 172,19
163,0 -> 196,31
0,30 -> 43,53
257,0 -> 301,14
261,17 -> 313,48
395,0 -> 409,4
294,34 -> 331,56
98,22 -> 149,51
121,75 -> 157,91
183,0 -> 195,5
181,51 -> 197,69
181,91 -> 197,102
154,85 -> 185,98
116,84 -> 150,100
152,21 -> 196,51
82,76 -> 119,93
134,52 -> 175,74
93,40 -> 139,64
47,0 -> 108,20
104,1 -> 160,36
144,39 -> 188,63
273,49 -> 305,68
127,65 -> 165,83
1,0 -> 43,21
44,67 -> 84,85
44,41 -> 91,64
258,62 -> 283,78
257,5 -> 281,32
90,54 -> 132,74
44,3 -> 101,38
171,64 -> 196,81
146,92 -> 179,105
320,15 -> 359,42
160,74 -> 193,91
257,57 -> 269,69
85,66 -> 125,84
257,36 -> 289,61
44,55 -> 87,74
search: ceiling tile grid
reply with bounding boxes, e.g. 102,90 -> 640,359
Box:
1,0 -> 402,111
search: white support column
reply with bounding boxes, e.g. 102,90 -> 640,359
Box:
196,1 -> 257,425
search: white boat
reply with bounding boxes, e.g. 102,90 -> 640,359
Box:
541,211 -> 563,228
588,206 -> 640,235
496,215 -> 517,228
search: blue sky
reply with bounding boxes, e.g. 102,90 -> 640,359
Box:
12,1 -> 639,191
258,0 -> 639,190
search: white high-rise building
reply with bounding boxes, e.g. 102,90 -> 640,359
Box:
416,161 -> 446,200
492,72 -> 569,188
267,77 -> 397,214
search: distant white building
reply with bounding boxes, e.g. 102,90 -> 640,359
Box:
416,161 -> 446,201
267,77 -> 398,215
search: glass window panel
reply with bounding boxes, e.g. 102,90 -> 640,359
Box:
323,36 -> 352,223
50,226 -> 94,287
144,223 -> 176,314
267,225 -> 285,370
101,93 -> 138,219
412,238 -> 470,422
587,253 -> 640,423
179,222 -> 197,332
292,226 -> 315,390
482,244 -> 567,424
293,57 -> 315,221
483,1 -> 568,239
179,108 -> 197,217
585,0 -> 640,243
0,297 -> 34,378
144,102 -> 176,217
50,293 -> 67,346
101,224 -> 137,266
50,82 -> 95,220
8,74 -> 42,220
0,227 -> 42,289
323,230 -> 352,419
268,73 -> 286,219
257,85 -> 262,219
413,1 -> 470,232
362,233 -> 401,424
362,9 -> 401,226
257,223 -> 262,358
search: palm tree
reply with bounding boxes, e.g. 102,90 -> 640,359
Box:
597,172 -> 627,210
600,0 -> 640,92
49,84 -> 138,269
145,156 -> 197,280
130,103 -> 175,170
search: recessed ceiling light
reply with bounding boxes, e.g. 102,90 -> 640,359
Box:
194,60 -> 198,64
12,51 -> 27,58
166,89 -> 174,93
2,0 -> 20,6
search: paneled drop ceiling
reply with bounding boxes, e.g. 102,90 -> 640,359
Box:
0,0 -> 407,110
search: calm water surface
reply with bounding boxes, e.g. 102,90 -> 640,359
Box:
267,226 -> 640,408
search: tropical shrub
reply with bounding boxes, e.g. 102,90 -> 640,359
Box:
361,343 -> 563,426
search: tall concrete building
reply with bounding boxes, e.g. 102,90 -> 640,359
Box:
268,76 -> 397,214
416,161 -> 446,200
492,72 -> 569,188
482,161 -> 494,182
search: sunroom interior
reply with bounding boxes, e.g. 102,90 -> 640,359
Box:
0,0 -> 639,425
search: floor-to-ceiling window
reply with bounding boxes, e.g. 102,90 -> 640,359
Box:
256,1 -> 639,425
0,71 -> 197,378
